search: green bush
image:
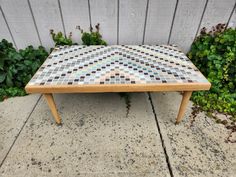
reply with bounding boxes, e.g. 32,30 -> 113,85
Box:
50,29 -> 75,46
0,39 -> 48,100
50,30 -> 74,46
0,87 -> 26,101
50,24 -> 107,46
188,24 -> 236,118
77,23 -> 107,45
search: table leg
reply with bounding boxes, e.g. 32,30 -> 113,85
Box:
44,93 -> 62,125
175,91 -> 192,124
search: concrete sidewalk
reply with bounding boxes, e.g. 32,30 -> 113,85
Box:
0,92 -> 235,177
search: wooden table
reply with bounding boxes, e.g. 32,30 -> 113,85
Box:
25,45 -> 211,125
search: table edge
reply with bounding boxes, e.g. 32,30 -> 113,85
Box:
25,82 -> 211,93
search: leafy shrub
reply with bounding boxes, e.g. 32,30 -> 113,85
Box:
0,87 -> 26,101
50,30 -> 74,46
188,24 -> 236,118
0,39 -> 48,100
50,24 -> 107,46
77,23 -> 107,45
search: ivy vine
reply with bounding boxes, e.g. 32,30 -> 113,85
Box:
188,24 -> 236,121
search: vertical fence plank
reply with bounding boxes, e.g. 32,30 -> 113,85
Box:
228,8 -> 236,28
144,0 -> 176,44
198,0 -> 235,33
0,0 -> 40,49
60,0 -> 90,44
90,0 -> 117,44
169,0 -> 206,52
0,8 -> 14,46
119,0 -> 147,44
29,0 -> 64,49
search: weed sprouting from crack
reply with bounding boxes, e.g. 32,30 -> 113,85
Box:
119,93 -> 131,117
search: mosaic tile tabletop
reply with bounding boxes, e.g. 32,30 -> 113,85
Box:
27,45 -> 209,87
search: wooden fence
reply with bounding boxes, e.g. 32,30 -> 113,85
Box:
0,0 -> 235,52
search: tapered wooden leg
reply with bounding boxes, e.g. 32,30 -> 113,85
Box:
44,93 -> 61,125
175,91 -> 193,124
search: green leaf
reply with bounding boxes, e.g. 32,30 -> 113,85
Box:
0,72 -> 6,83
0,59 -> 4,70
24,60 -> 33,66
0,51 -> 8,70
6,75 -> 13,87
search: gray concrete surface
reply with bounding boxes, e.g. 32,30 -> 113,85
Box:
0,94 -> 40,163
0,93 -> 169,177
0,92 -> 235,177
151,92 -> 236,177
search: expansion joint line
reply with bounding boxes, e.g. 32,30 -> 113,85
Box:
0,95 -> 42,168
148,93 -> 174,177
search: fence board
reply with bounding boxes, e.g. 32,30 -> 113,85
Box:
90,0 -> 118,44
0,0 -> 234,49
29,0 -> 64,49
119,0 -> 147,44
144,0 -> 176,44
169,0 -> 206,53
0,7 -> 14,46
198,0 -> 235,33
0,0 -> 40,49
60,0 -> 90,44
228,8 -> 236,28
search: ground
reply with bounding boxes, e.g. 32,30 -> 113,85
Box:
0,92 -> 235,177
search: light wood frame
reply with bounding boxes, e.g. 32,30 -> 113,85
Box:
26,82 -> 211,125
25,82 -> 210,93
44,93 -> 61,125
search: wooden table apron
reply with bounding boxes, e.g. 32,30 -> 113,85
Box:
25,45 -> 211,124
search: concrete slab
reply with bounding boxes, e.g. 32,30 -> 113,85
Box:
0,93 -> 170,177
151,92 -> 236,177
0,94 -> 40,164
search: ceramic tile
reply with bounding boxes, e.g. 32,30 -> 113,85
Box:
27,45 -> 209,86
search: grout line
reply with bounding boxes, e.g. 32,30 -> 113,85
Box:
58,0 -> 66,36
27,0 -> 42,46
142,0 -> 149,45
88,0 -> 92,29
226,2 -> 236,28
0,5 -> 18,50
0,95 -> 42,168
117,0 -> 120,45
194,0 -> 209,39
167,0 -> 178,45
148,93 -> 174,177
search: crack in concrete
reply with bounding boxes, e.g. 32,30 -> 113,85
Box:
0,95 -> 42,168
148,93 -> 174,177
